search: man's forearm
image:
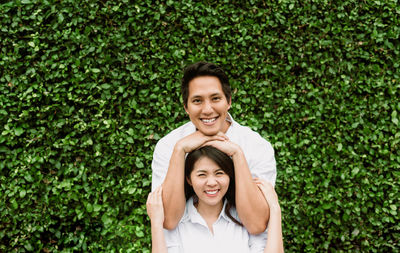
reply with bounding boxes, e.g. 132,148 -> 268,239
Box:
161,146 -> 186,230
232,151 -> 270,234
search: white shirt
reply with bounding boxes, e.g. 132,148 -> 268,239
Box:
164,197 -> 267,253
151,114 -> 276,191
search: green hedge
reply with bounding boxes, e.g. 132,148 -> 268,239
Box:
1,0 -> 399,252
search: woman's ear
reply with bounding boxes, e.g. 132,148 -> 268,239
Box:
186,176 -> 192,186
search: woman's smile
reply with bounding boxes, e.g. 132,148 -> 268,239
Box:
204,189 -> 219,197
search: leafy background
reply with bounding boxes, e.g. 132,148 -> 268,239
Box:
1,0 -> 399,252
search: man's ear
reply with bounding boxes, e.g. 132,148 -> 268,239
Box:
227,97 -> 232,110
184,104 -> 189,114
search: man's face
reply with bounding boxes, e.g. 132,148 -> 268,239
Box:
185,76 -> 231,136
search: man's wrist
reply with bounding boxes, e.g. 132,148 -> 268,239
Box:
231,145 -> 244,159
173,142 -> 186,154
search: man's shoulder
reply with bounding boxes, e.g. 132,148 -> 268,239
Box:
231,120 -> 270,145
156,121 -> 194,148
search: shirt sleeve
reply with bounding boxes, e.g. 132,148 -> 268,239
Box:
164,228 -> 182,253
151,138 -> 174,191
248,228 -> 268,253
248,138 -> 277,186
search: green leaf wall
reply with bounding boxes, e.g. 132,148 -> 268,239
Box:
1,0 -> 399,252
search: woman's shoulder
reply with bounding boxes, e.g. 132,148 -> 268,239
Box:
179,197 -> 196,223
227,205 -> 240,220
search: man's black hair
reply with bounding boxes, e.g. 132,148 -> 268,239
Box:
181,62 -> 231,107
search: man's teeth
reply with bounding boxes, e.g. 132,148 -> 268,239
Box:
206,190 -> 218,194
202,118 -> 216,123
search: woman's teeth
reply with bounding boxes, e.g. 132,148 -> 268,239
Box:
205,190 -> 218,194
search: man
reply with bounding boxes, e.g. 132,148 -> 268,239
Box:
151,62 -> 276,235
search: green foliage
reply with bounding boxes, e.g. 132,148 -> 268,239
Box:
1,0 -> 399,252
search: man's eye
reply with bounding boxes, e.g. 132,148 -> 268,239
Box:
192,99 -> 201,103
212,97 -> 221,101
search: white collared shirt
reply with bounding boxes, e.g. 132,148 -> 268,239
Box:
164,197 -> 267,253
151,114 -> 276,191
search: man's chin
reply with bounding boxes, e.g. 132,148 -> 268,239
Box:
197,127 -> 219,136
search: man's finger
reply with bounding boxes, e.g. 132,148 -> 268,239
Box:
216,131 -> 229,140
207,134 -> 227,142
200,139 -> 219,147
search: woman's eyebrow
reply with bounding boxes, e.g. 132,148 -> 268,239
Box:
195,169 -> 208,173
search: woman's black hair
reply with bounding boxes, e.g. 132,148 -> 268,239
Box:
184,146 -> 242,226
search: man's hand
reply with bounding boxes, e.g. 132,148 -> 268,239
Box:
201,138 -> 241,157
176,131 -> 229,154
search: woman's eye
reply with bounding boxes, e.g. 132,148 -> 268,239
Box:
192,99 -> 201,103
212,97 -> 221,101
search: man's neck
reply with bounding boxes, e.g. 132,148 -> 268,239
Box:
221,118 -> 231,133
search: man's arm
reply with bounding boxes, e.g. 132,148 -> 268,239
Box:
151,135 -> 185,230
232,148 -> 269,234
202,139 -> 270,234
161,144 -> 186,230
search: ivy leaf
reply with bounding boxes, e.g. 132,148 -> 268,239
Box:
20,190 -> 26,198
14,127 -> 24,136
392,110 -> 398,125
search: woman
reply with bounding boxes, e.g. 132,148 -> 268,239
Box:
147,146 -> 283,253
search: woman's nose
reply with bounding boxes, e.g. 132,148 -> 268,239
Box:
206,177 -> 217,186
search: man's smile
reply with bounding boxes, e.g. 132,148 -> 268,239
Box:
201,117 -> 218,124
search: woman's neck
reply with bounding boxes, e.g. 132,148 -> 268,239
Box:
195,200 -> 224,234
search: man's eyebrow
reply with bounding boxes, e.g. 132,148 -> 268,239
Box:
190,92 -> 222,98
210,93 -> 222,97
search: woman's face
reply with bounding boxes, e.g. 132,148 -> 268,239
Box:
187,156 -> 230,208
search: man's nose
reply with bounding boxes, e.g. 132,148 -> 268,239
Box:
202,101 -> 213,114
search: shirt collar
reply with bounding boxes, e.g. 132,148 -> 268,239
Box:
219,199 -> 231,221
225,112 -> 236,137
182,197 -> 233,226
